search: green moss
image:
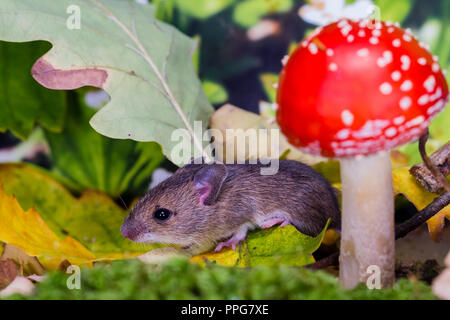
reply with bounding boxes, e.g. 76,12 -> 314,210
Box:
3,258 -> 436,300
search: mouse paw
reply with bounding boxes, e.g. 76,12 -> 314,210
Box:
260,217 -> 291,229
215,232 -> 247,252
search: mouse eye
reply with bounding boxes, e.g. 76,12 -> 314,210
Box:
153,208 -> 172,222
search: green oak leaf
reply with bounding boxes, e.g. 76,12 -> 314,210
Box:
0,0 -> 213,166
44,90 -> 164,198
0,41 -> 66,139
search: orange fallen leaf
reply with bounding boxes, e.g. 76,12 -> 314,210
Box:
0,259 -> 19,290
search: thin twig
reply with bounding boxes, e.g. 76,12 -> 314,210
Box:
410,141 -> 450,193
418,129 -> 450,192
306,251 -> 339,270
395,191 -> 450,239
88,0 -> 210,162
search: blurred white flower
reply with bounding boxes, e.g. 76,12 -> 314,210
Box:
0,276 -> 35,298
247,19 -> 281,41
299,0 -> 375,26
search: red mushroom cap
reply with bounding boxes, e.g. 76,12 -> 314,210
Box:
276,19 -> 449,158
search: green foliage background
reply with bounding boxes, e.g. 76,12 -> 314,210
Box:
0,0 -> 449,300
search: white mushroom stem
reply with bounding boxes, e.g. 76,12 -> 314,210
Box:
339,151 -> 395,288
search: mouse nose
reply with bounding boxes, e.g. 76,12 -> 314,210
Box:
120,222 -> 137,240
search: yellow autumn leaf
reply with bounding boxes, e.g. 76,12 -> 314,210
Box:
0,164 -> 159,269
393,167 -> 450,242
0,185 -> 96,269
190,247 -> 244,267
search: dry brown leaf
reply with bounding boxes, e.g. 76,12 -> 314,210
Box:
0,259 -> 19,290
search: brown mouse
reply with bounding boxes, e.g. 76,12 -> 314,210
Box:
121,160 -> 341,260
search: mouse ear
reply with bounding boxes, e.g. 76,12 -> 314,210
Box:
193,164 -> 227,206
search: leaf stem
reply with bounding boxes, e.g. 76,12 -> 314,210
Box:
89,0 -> 209,163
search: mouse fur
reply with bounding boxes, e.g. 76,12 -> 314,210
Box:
121,160 -> 341,254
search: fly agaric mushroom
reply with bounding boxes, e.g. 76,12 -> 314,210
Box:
276,19 -> 449,288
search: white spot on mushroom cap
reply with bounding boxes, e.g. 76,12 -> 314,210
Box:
326,49 -> 334,56
357,48 -> 369,57
351,119 -> 390,140
399,96 -> 412,110
338,20 -> 349,28
385,127 -> 397,137
393,116 -> 405,125
427,99 -> 445,115
369,37 -> 379,45
341,25 -> 352,36
372,29 -> 381,37
424,75 -> 436,93
391,71 -> 402,81
380,82 -> 392,95
340,140 -> 355,147
418,57 -> 427,65
392,39 -> 401,47
400,80 -> 413,92
358,30 -> 366,37
430,87 -> 443,102
336,129 -> 350,140
359,20 -> 369,28
432,63 -> 440,73
281,55 -> 289,66
341,110 -> 354,126
401,55 -> 411,71
305,141 -> 321,154
308,43 -> 318,54
405,115 -> 425,128
383,51 -> 393,62
377,51 -> 393,67
418,94 -> 430,106
403,34 -> 412,42
347,35 -> 355,42
377,58 -> 387,68
329,63 -> 338,71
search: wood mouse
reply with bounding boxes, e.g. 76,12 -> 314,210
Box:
121,160 -> 341,263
